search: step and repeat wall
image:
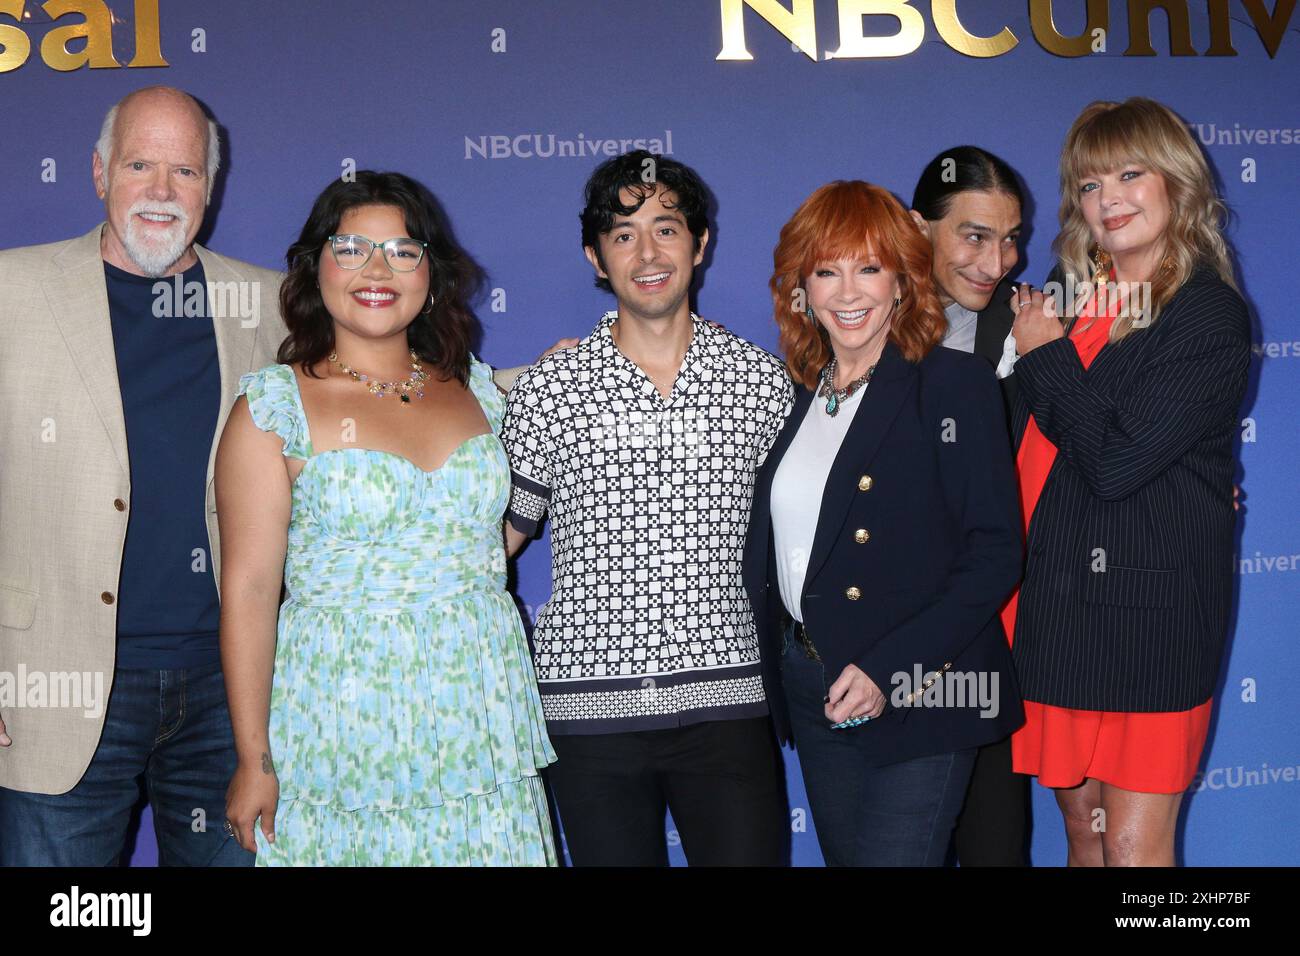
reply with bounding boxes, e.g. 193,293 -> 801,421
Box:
1,0 -> 1296,866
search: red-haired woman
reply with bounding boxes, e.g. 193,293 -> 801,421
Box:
743,181 -> 1025,865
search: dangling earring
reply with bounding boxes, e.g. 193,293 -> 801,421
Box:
420,293 -> 435,316
805,304 -> 816,323
1090,244 -> 1112,286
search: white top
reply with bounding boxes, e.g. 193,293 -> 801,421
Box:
769,382 -> 868,622
942,299 -> 1018,379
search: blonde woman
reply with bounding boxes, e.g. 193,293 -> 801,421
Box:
1006,97 -> 1251,866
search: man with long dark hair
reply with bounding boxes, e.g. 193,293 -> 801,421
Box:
910,146 -> 1031,866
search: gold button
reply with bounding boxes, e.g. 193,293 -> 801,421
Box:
101,591 -> 115,605
113,498 -> 126,512
854,529 -> 870,544
858,475 -> 873,491
845,586 -> 861,601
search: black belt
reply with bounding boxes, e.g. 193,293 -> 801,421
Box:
786,618 -> 821,662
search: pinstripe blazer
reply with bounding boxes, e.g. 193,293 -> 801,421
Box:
1009,263 -> 1251,712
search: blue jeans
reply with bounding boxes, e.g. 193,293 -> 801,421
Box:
0,661 -> 252,866
781,631 -> 976,866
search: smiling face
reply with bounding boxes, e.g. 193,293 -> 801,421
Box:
914,189 -> 1021,312
1078,163 -> 1171,276
318,204 -> 431,344
806,254 -> 902,371
584,186 -> 707,325
93,90 -> 210,277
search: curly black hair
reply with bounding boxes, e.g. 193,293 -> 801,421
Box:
579,150 -> 711,292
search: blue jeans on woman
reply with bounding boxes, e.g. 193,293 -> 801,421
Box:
781,633 -> 976,866
0,660 -> 252,866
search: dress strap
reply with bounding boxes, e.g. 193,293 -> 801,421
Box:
467,355 -> 506,434
237,363 -> 312,459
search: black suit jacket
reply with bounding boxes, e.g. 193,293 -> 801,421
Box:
1009,264 -> 1251,711
743,340 -> 1025,764
971,278 -> 1019,421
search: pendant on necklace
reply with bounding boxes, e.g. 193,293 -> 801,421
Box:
825,392 -> 839,416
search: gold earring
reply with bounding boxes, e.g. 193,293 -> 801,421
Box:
1090,244 -> 1112,285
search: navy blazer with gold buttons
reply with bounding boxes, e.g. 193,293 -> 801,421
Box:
743,339 -> 1026,764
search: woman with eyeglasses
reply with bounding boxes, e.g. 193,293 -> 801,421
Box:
215,171 -> 556,865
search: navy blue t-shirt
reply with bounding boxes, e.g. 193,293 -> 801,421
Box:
105,260 -> 222,669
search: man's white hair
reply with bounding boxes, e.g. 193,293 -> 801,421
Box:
95,91 -> 221,201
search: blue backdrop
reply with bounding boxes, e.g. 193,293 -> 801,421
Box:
1,0 -> 1296,866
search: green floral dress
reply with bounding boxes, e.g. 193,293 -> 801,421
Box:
237,358 -> 557,866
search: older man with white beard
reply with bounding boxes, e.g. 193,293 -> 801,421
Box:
0,86 -> 286,865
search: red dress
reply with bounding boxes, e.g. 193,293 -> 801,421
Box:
1003,284 -> 1212,794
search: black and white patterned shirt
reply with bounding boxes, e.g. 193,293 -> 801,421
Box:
502,311 -> 795,734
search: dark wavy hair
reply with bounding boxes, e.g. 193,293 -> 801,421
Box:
911,145 -> 1024,222
771,181 -> 946,390
579,150 -> 710,292
277,171 -> 484,385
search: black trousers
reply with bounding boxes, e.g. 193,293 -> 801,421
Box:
951,733 -> 1030,866
546,716 -> 789,866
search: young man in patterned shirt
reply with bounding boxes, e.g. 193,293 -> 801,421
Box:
501,151 -> 794,865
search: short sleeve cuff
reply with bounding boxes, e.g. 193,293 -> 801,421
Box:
506,471 -> 550,537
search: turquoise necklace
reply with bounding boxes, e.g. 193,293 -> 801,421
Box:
818,356 -> 876,416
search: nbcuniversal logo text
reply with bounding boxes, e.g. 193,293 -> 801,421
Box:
0,0 -> 167,73
465,130 -> 674,160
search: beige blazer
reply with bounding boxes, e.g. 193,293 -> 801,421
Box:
0,224 -> 287,794
0,224 -> 527,795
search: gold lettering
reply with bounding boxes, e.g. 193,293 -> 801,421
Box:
932,0 -> 1016,57
1205,0 -> 1236,55
1030,0 -> 1108,57
1125,1 -> 1196,56
0,0 -> 30,73
717,0 -> 816,61
127,0 -> 166,66
831,0 -> 924,59
1239,0 -> 1295,58
40,0 -> 120,70
716,0 -> 1293,61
